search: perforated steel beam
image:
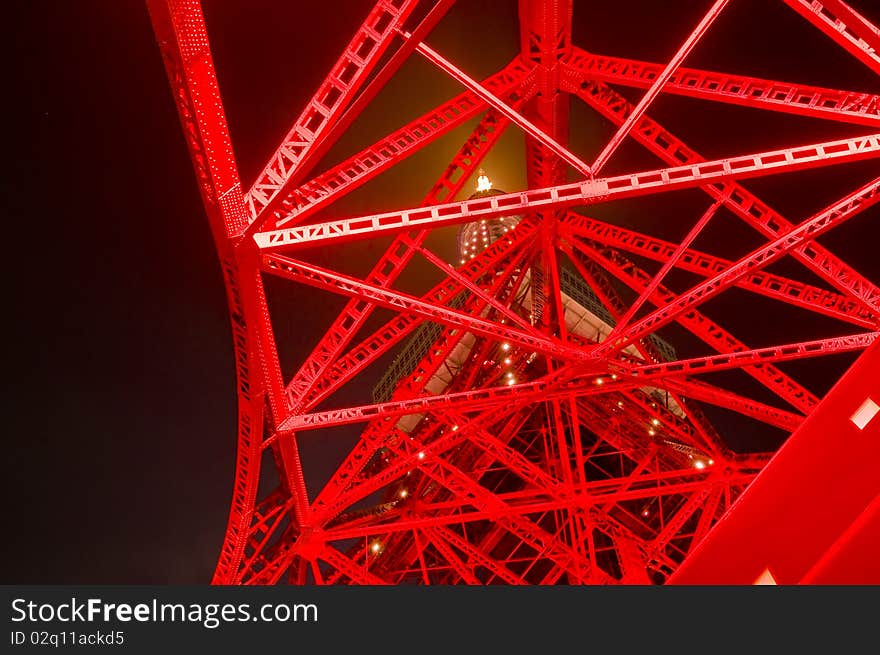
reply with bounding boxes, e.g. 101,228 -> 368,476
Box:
244,0 -> 421,221
625,332 -> 879,380
564,49 -> 880,127
254,132 -> 880,250
782,0 -> 880,75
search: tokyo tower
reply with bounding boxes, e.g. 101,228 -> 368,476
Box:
147,0 -> 880,585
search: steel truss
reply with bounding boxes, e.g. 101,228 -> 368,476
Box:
148,0 -> 880,585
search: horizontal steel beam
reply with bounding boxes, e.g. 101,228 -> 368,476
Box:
254,132 -> 880,250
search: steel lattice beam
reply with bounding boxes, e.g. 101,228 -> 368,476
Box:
568,77 -> 880,315
603,177 -> 880,353
625,332 -> 879,380
277,331 -> 876,432
245,0 -> 421,221
563,240 -> 821,413
283,109 -> 517,409
151,0 -> 880,586
146,0 -> 309,585
273,61 -> 534,228
782,0 -> 880,75
565,49 -> 880,127
254,132 -> 880,250
262,253 -> 601,366
559,212 -> 880,329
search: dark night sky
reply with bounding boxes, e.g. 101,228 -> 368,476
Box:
5,1 -> 879,583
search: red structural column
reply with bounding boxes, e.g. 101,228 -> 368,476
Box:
146,0 -> 310,584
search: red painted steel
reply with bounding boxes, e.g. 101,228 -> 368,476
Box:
149,0 -> 880,584
669,341 -> 880,584
782,0 -> 880,75
565,49 -> 880,128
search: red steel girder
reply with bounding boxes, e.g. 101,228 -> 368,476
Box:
563,240 -> 820,413
244,0 -> 421,222
565,48 -> 880,127
254,131 -> 880,250
275,327 -> 876,433
782,0 -> 880,76
626,332 -> 879,381
274,61 -> 534,228
657,378 -> 804,432
568,78 -> 880,316
262,253 -> 601,366
146,0 -> 309,584
283,109 -> 516,410
406,32 -> 592,177
559,212 -> 879,329
589,0 -> 730,175
604,177 -> 880,353
278,366 -> 605,432
519,0 -> 574,190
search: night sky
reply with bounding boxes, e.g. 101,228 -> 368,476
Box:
6,0 -> 879,583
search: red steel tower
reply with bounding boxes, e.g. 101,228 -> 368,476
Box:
147,0 -> 880,584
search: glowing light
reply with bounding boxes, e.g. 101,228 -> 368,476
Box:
399,489 -> 408,499
507,378 -> 516,385
617,401 -> 624,407
501,343 -> 510,351
648,428 -> 656,436
452,425 -> 459,431
476,172 -> 493,192
850,397 -> 879,430
642,509 -> 650,517
503,357 -> 512,365
708,459 -> 714,466
595,377 -> 604,385
417,451 -> 425,460
611,373 -> 618,380
694,460 -> 706,470
370,541 -> 382,554
651,418 -> 660,426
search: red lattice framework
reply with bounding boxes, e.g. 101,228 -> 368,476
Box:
148,0 -> 880,584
